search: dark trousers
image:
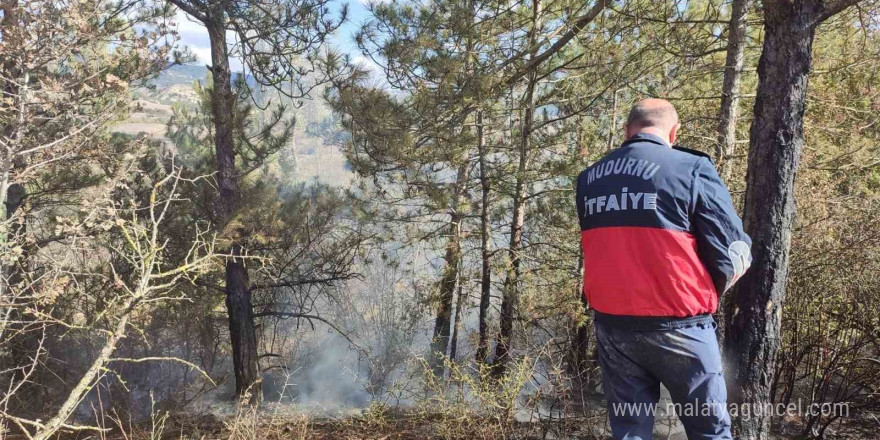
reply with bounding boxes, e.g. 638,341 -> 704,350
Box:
596,319 -> 732,440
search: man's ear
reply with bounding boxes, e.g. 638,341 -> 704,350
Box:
669,122 -> 681,145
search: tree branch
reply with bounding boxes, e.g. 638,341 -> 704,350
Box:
816,0 -> 864,24
250,275 -> 360,291
251,312 -> 364,353
109,357 -> 216,386
167,0 -> 207,23
505,0 -> 607,85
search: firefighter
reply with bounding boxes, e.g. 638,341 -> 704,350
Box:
576,99 -> 752,440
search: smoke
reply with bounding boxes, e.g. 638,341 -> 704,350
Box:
265,331 -> 371,409
67,243 -> 578,426
253,253 -> 434,411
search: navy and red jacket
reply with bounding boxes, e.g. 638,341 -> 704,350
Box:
576,133 -> 751,326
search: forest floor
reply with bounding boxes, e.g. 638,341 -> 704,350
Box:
194,408 -> 880,440
155,409 -> 610,440
30,398 -> 878,440
47,407 -> 872,440
164,412 -> 876,440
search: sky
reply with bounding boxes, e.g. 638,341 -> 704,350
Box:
173,0 -> 378,74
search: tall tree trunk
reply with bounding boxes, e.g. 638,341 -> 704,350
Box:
722,1 -> 847,437
449,278 -> 466,362
492,0 -> 542,378
206,15 -> 261,403
428,159 -> 470,377
716,0 -> 752,179
476,110 -> 493,365
568,245 -> 589,377
492,57 -> 538,379
431,25 -> 478,375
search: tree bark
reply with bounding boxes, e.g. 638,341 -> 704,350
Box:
723,1 -> 831,437
206,14 -> 261,403
568,245 -> 589,377
428,159 -> 469,377
449,279 -> 466,362
476,110 -> 493,365
716,0 -> 752,179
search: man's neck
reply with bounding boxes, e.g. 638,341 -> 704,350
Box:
630,128 -> 671,146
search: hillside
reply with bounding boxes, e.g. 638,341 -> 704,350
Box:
116,64 -> 351,185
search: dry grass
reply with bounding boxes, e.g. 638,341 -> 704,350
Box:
143,407 -> 602,440
46,358 -> 604,440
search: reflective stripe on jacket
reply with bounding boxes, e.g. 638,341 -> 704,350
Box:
576,133 -> 752,318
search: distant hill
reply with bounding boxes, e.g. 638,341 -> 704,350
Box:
132,64 -> 205,107
117,64 -> 351,186
150,64 -> 209,88
134,64 -> 264,106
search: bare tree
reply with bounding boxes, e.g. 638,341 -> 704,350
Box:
0,0 -> 176,416
2,165 -> 218,440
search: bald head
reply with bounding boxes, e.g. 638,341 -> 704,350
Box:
624,99 -> 680,146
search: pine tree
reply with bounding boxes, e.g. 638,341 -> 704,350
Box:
724,1 -> 865,438
165,0 -> 345,402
